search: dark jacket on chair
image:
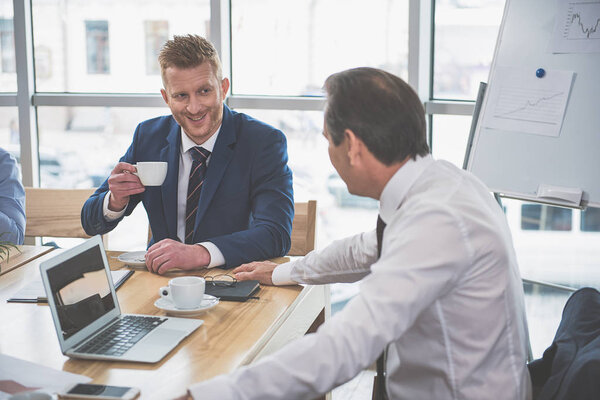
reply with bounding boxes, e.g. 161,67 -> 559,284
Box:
528,287 -> 600,400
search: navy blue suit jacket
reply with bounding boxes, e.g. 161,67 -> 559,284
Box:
81,105 -> 294,268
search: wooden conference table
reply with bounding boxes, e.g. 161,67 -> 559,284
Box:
0,244 -> 54,276
0,248 -> 330,399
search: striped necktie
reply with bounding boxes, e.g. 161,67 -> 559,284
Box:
373,215 -> 388,400
185,146 -> 211,244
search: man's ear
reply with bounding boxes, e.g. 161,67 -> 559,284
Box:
160,88 -> 169,106
221,77 -> 230,97
344,129 -> 362,166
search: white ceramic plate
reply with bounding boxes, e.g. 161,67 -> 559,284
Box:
154,295 -> 219,317
117,251 -> 147,267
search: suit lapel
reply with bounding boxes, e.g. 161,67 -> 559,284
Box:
193,106 -> 236,235
160,120 -> 181,239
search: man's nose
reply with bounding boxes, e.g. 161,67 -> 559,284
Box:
186,95 -> 202,114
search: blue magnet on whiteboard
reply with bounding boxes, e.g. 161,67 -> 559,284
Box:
536,68 -> 546,78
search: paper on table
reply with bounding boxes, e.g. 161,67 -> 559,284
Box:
7,270 -> 133,303
551,0 -> 600,54
482,66 -> 574,137
0,354 -> 91,399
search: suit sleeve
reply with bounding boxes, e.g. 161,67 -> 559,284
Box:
208,129 -> 294,267
81,125 -> 144,236
0,151 -> 26,245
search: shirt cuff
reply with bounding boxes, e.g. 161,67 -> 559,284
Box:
272,261 -> 297,285
102,191 -> 127,221
199,241 -> 225,268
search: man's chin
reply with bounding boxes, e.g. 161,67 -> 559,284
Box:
183,129 -> 212,144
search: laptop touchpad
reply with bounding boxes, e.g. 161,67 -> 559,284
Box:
142,328 -> 187,347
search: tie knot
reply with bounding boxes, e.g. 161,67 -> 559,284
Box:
190,146 -> 210,162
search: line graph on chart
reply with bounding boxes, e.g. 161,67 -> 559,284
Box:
493,87 -> 566,125
553,0 -> 600,52
563,2 -> 600,40
482,67 -> 574,137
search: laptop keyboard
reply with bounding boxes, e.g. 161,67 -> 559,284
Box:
76,315 -> 167,357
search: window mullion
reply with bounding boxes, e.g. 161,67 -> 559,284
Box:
13,0 -> 39,188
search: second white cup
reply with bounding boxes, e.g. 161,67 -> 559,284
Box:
134,161 -> 168,186
159,276 -> 205,309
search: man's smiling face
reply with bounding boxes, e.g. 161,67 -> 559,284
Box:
161,63 -> 230,145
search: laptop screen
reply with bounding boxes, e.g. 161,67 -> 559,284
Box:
46,244 -> 116,340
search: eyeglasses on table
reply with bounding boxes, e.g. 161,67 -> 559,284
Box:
205,274 -> 237,287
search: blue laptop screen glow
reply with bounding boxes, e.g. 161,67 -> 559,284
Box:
46,245 -> 115,340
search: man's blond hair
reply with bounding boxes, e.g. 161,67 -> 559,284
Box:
158,34 -> 223,85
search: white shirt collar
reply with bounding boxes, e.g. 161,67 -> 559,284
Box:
379,154 -> 434,223
180,125 -> 222,155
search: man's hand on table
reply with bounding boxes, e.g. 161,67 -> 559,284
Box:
232,261 -> 278,285
145,239 -> 211,274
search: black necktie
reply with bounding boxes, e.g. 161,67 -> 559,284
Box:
376,215 -> 386,258
185,146 -> 210,244
373,215 -> 388,400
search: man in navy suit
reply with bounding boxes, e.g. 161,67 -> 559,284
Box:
81,35 -> 294,273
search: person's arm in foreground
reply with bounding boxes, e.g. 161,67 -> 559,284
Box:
234,229 -> 378,285
0,150 -> 25,244
187,208 -> 468,399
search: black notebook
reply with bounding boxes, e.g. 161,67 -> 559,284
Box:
205,280 -> 260,302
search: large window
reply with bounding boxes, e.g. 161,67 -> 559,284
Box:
433,0 -> 504,100
144,20 -> 169,75
85,20 -> 110,74
521,205 -> 573,231
0,17 -> 14,73
0,107 -> 18,149
36,106 -> 169,189
0,0 -> 16,92
581,208 -> 600,232
31,0 -> 210,93
430,115 -> 471,167
231,0 -> 409,96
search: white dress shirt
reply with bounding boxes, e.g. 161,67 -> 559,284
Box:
103,128 -> 225,267
188,154 -> 532,399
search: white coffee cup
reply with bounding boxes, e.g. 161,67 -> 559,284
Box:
134,161 -> 168,186
159,276 -> 205,309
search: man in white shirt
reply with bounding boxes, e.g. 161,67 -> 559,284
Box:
185,67 -> 531,399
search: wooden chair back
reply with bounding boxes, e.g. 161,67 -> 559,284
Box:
25,187 -> 96,240
288,200 -> 317,256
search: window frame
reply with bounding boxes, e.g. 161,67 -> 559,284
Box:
7,0 -> 472,233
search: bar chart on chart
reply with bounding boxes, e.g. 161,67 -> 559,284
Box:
552,0 -> 600,52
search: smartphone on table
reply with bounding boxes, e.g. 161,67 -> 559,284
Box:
58,383 -> 140,400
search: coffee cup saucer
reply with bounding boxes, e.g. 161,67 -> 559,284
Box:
154,295 -> 219,316
117,251 -> 147,267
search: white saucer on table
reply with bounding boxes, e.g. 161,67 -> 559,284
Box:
154,295 -> 219,317
117,251 -> 147,267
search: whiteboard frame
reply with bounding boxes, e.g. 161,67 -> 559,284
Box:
465,0 -> 600,209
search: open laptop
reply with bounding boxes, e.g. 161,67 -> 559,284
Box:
39,235 -> 202,363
